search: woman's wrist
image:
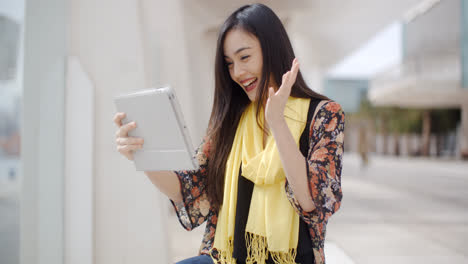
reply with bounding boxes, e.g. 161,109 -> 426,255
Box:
268,116 -> 287,134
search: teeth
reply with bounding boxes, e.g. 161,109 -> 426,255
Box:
243,78 -> 257,87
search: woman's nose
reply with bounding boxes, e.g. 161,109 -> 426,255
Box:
233,64 -> 246,80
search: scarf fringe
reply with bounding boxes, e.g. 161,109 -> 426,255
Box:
270,250 -> 298,264
210,232 -> 297,264
212,233 -> 298,264
245,232 -> 267,264
210,238 -> 235,264
245,232 -> 298,264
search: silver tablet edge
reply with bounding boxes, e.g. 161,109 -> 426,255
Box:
166,87 -> 199,170
114,87 -> 169,101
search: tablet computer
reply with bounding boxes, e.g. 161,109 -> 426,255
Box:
114,86 -> 199,171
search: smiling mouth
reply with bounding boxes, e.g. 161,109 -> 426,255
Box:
243,78 -> 258,92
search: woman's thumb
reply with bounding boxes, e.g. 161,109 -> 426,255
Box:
268,87 -> 274,97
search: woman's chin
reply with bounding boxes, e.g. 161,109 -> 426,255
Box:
245,89 -> 258,102
247,93 -> 256,102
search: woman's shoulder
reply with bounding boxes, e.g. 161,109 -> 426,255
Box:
313,99 -> 345,120
309,99 -> 345,136
316,99 -> 344,114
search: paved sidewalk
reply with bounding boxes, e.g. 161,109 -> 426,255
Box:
327,153 -> 468,264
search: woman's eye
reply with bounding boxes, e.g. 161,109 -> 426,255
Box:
241,55 -> 250,60
226,62 -> 233,67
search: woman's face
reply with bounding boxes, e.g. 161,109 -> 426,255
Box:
223,29 -> 274,102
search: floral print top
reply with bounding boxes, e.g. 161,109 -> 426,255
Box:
170,100 -> 345,264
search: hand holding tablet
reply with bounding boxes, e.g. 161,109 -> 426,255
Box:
114,113 -> 143,161
113,87 -> 199,171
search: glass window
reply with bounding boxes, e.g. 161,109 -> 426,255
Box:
0,1 -> 24,264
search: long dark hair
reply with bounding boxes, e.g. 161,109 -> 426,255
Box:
205,3 -> 329,211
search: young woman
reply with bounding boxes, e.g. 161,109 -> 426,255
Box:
114,4 -> 345,264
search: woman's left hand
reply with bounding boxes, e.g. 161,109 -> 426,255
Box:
265,58 -> 300,127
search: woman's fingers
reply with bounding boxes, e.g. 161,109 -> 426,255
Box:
278,70 -> 293,97
281,59 -> 299,94
279,59 -> 299,91
116,121 -> 137,138
117,144 -> 143,153
117,144 -> 142,161
113,112 -> 143,161
291,58 -> 299,80
113,112 -> 126,127
116,137 -> 144,146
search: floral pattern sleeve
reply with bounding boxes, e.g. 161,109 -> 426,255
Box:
170,135 -> 213,231
285,100 -> 345,225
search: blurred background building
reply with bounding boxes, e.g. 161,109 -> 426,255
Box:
1,0 -> 467,264
367,0 -> 468,159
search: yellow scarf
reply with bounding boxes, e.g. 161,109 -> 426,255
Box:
211,97 -> 311,264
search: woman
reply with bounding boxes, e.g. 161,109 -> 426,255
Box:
114,4 -> 345,264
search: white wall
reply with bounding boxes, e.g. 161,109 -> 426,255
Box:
180,4 -> 218,142
67,0 -> 185,263
67,0 -> 223,262
139,0 -> 210,143
288,19 -> 326,94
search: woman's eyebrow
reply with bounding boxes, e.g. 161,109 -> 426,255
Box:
224,47 -> 252,58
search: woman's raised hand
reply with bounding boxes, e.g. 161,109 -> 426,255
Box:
265,58 -> 299,126
113,112 -> 144,161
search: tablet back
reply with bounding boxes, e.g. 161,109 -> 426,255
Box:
114,87 -> 198,171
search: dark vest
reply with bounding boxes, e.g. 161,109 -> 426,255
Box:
232,98 -> 321,264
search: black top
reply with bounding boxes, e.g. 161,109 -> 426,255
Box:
232,98 -> 321,264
